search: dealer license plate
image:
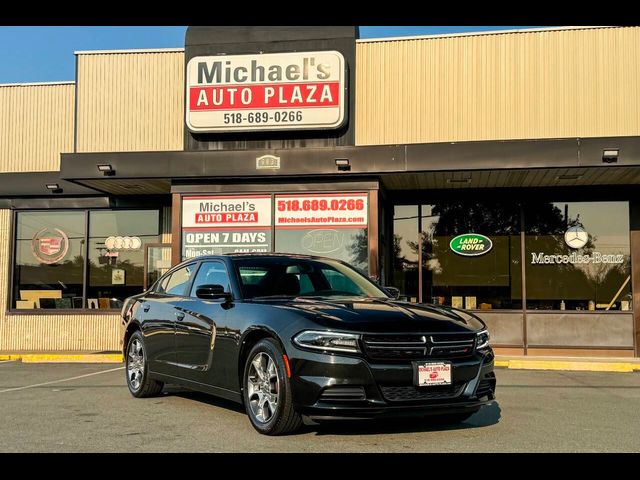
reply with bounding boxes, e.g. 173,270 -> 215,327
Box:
415,361 -> 452,386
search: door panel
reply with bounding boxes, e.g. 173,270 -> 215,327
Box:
174,261 -> 231,385
143,263 -> 198,378
174,298 -> 225,383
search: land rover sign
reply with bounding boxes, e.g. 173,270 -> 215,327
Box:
450,233 -> 493,257
186,51 -> 346,133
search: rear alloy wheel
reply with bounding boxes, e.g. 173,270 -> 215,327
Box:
126,330 -> 164,398
243,338 -> 302,435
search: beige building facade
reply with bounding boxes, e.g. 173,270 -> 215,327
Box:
1,26 -> 640,356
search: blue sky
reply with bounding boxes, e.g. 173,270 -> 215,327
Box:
0,26 -> 547,83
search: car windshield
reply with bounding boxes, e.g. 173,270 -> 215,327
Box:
233,257 -> 389,300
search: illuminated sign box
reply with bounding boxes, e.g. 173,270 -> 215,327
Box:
185,51 -> 346,133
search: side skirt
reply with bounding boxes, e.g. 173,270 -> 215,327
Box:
149,372 -> 243,404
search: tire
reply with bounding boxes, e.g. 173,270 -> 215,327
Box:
426,411 -> 478,425
243,338 -> 302,435
125,330 -> 164,398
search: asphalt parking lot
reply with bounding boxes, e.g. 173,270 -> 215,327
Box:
1,360 -> 639,452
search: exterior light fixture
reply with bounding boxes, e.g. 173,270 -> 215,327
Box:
602,149 -> 619,164
335,158 -> 351,172
46,183 -> 63,193
97,164 -> 115,176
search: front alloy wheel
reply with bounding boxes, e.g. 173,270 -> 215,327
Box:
243,338 -> 302,435
247,352 -> 279,423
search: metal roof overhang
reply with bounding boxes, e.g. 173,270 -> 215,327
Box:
0,171 -> 108,208
57,136 -> 640,195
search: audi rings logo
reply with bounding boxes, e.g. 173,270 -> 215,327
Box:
105,236 -> 142,250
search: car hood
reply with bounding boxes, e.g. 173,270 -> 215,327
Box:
250,296 -> 486,333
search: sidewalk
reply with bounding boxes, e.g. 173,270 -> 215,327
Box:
2,351 -> 640,372
0,351 -> 123,363
495,355 -> 640,373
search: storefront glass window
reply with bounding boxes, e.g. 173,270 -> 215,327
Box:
392,205 -> 419,301
274,228 -> 368,273
420,202 -> 523,310
87,210 -> 160,309
524,201 -> 631,311
274,193 -> 369,274
13,211 -> 85,309
13,209 -> 160,311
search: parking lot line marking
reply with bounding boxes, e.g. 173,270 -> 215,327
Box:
0,366 -> 124,394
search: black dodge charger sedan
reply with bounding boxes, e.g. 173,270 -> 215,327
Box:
121,254 -> 496,435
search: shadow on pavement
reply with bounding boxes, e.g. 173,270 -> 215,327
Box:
161,384 -> 501,437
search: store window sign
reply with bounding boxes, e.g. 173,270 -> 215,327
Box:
182,195 -> 272,258
275,193 -> 368,228
449,234 -> 493,257
31,227 -> 69,264
531,226 -> 624,265
301,229 -> 344,254
105,236 -> 142,250
185,51 -> 346,133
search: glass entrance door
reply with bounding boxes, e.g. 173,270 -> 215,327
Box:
144,243 -> 172,290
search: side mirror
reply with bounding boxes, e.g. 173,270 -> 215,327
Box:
384,286 -> 401,300
196,284 -> 232,301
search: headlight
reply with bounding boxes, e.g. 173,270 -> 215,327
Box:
293,331 -> 361,354
476,330 -> 490,350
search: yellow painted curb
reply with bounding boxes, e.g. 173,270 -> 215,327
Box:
496,359 -> 639,373
20,354 -> 123,364
0,354 -> 22,361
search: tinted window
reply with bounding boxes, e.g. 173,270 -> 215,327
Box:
524,201 -> 631,311
87,210 -> 159,308
13,211 -> 85,310
160,265 -> 195,296
190,262 -> 230,297
420,202 -> 523,310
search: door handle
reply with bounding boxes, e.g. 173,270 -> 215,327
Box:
143,304 -> 150,313
175,312 -> 185,321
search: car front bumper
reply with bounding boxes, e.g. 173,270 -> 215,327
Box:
287,347 -> 496,420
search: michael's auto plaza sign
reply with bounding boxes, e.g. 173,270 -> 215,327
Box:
185,51 -> 346,132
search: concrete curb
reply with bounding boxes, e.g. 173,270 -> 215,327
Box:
0,353 -> 123,363
495,359 -> 640,373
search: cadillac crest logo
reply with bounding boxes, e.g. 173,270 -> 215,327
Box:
31,227 -> 69,264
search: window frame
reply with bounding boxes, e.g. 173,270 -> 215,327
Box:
188,260 -> 232,299
157,262 -> 199,298
8,207 -> 161,314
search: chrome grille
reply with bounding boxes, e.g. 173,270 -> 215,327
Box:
362,333 -> 475,361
